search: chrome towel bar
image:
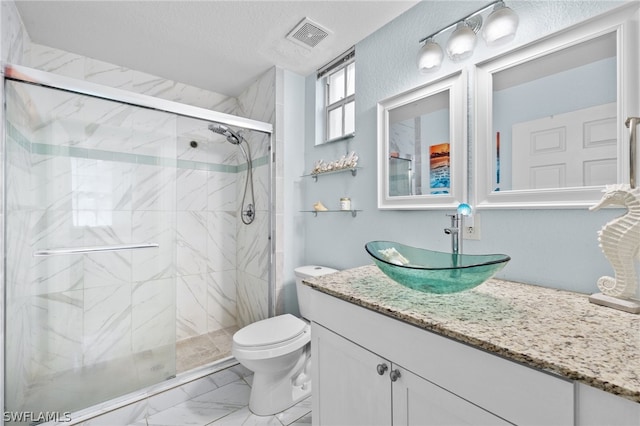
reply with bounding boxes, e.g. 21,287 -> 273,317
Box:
626,116 -> 639,189
33,243 -> 159,257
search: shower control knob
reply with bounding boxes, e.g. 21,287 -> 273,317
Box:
390,369 -> 401,382
376,363 -> 388,375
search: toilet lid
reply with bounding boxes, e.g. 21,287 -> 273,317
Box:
234,314 -> 307,348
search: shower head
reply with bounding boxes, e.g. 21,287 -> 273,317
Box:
208,123 -> 242,145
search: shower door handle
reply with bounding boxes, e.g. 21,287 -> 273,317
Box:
33,243 -> 159,257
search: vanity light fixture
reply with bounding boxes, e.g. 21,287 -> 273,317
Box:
417,0 -> 518,73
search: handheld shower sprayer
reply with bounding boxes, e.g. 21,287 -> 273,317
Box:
208,122 -> 256,225
208,123 -> 242,145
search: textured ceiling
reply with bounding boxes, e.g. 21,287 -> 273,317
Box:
15,0 -> 420,97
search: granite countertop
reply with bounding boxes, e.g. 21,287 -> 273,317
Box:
303,264 -> 640,404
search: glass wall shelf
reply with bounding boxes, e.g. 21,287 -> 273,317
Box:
302,210 -> 361,217
302,167 -> 360,182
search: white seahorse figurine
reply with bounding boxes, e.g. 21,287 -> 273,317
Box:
589,184 -> 640,299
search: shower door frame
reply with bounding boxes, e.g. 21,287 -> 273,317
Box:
1,63 -> 275,422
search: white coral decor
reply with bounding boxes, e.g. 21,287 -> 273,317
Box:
311,152 -> 358,175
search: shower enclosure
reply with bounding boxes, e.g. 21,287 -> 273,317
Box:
3,65 -> 273,419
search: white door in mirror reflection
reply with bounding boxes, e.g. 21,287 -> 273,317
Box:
512,103 -> 616,190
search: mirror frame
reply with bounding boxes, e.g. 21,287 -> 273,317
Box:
473,3 -> 639,209
377,71 -> 467,210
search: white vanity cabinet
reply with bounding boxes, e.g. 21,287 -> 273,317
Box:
313,323 -> 509,425
309,288 -> 575,426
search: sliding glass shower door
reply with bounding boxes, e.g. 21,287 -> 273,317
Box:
4,79 -> 178,417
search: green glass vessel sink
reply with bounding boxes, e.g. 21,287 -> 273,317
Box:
365,241 -> 510,294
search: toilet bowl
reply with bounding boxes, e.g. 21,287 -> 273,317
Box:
232,265 -> 337,415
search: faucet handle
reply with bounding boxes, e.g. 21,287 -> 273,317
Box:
445,213 -> 460,226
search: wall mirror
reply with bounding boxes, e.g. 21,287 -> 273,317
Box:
377,71 -> 466,209
474,3 -> 639,209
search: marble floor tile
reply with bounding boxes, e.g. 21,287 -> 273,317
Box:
275,396 -> 312,426
143,380 -> 250,426
134,376 -> 312,426
209,406 -> 281,425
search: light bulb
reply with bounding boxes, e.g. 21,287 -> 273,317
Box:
417,39 -> 444,73
482,2 -> 519,46
446,22 -> 477,61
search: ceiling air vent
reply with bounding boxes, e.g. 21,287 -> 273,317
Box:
287,18 -> 330,48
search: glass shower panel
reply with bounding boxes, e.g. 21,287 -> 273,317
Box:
4,80 -> 177,418
389,156 -> 413,196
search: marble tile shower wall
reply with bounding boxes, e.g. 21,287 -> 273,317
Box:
174,115 -> 243,339
236,68 -> 276,325
19,45 -> 275,331
1,0 -> 275,377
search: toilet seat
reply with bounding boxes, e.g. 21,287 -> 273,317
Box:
232,314 -> 310,360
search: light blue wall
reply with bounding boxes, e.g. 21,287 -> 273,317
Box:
282,69 -> 307,315
301,0 -> 630,295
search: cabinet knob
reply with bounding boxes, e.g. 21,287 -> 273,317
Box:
390,369 -> 401,382
376,363 -> 388,375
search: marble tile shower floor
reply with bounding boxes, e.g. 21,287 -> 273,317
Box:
130,375 -> 312,426
177,327 -> 239,374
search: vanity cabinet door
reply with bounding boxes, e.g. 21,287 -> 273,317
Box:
312,323 -> 391,426
575,383 -> 640,425
392,365 -> 511,426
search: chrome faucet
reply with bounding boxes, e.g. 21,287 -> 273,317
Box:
444,213 -> 463,255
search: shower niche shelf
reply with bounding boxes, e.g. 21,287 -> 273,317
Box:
302,209 -> 362,217
303,167 -> 360,182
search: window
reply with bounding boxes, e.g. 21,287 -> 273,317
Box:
318,48 -> 355,143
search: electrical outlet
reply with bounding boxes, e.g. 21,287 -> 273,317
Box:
463,213 -> 481,240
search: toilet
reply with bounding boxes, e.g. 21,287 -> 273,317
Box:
232,265 -> 337,416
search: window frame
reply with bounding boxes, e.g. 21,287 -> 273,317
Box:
318,48 -> 356,144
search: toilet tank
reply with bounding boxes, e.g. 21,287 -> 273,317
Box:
294,265 -> 338,319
